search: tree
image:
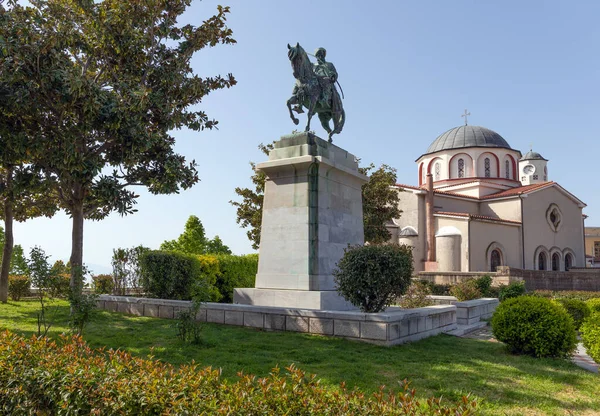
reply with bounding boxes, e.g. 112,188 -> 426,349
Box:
111,245 -> 150,295
359,164 -> 402,244
230,143 -> 272,250
0,0 -> 236,296
160,215 -> 231,255
230,148 -> 401,248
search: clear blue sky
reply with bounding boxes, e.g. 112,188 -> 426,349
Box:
14,0 -> 600,273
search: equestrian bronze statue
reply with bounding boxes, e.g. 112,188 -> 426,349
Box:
286,43 -> 345,142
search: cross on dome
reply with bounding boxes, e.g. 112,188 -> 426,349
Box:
461,109 -> 470,126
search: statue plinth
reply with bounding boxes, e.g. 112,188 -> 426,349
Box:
234,132 -> 367,310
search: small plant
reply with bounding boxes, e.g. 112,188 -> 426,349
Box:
474,275 -> 493,297
491,296 -> 577,358
399,281 -> 433,309
334,244 -> 413,313
531,290 -> 600,301
586,298 -> 600,314
556,298 -> 591,330
27,247 -> 55,336
176,308 -> 203,344
450,279 -> 482,301
92,274 -> 115,294
581,313 -> 600,364
8,275 -> 30,301
499,281 -> 526,301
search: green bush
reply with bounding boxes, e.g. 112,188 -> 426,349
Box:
586,298 -> 600,314
499,281 -> 526,301
213,253 -> 258,303
0,330 -> 477,415
49,273 -> 71,298
581,313 -> 600,364
531,290 -> 600,301
556,298 -> 591,330
491,296 -> 577,358
398,281 -> 433,309
334,244 -> 413,313
450,279 -> 482,301
92,274 -> 114,294
474,275 -> 493,297
418,280 -> 451,296
7,275 -> 30,301
140,251 -> 218,300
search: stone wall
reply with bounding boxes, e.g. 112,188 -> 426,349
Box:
496,266 -> 600,291
96,296 -> 458,346
418,271 -> 510,286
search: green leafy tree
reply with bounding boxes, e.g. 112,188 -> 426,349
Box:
0,0 -> 236,297
231,147 -> 401,248
359,164 -> 402,244
160,215 -> 231,255
111,245 -> 150,295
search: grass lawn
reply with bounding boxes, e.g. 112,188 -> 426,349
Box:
1,299 -> 598,415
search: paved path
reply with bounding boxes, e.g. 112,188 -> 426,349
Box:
461,326 -> 598,373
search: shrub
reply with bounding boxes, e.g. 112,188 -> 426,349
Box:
556,298 -> 591,330
140,251 -> 218,300
49,273 -> 71,298
334,244 -> 413,313
474,275 -> 493,297
92,274 -> 114,294
581,313 -> 600,364
586,298 -> 600,314
499,281 -> 526,301
213,253 -> 258,303
531,290 -> 600,301
0,330 -> 477,414
491,296 -> 577,358
8,275 -> 30,301
450,279 -> 482,301
398,281 -> 433,309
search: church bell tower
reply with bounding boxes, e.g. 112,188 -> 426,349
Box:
519,149 -> 548,186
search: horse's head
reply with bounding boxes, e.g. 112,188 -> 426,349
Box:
287,42 -> 312,81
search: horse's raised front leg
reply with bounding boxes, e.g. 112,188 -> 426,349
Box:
286,96 -> 300,125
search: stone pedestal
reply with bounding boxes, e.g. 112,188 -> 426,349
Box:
233,132 -> 368,310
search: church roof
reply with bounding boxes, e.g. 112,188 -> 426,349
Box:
520,150 -> 547,161
435,211 -> 522,225
479,181 -> 555,199
422,125 -> 514,157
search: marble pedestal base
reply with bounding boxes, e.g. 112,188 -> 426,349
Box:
233,288 -> 356,311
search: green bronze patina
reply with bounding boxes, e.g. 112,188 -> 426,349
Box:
287,43 -> 345,142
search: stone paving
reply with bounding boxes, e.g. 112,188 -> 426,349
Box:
461,325 -> 598,373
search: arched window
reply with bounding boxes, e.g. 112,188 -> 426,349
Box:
538,252 -> 547,270
434,162 -> 441,181
458,158 -> 465,178
565,254 -> 573,271
544,166 -> 547,181
505,160 -> 510,179
552,253 -> 560,271
484,158 -> 491,178
490,249 -> 502,272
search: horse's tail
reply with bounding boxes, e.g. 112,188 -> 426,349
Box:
334,109 -> 345,134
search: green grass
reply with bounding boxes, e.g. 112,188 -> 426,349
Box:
1,299 -> 598,415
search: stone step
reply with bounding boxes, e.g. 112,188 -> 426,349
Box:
444,321 -> 488,337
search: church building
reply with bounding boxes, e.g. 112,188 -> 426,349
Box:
389,123 -> 586,273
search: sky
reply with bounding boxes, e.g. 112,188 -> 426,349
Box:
13,0 -> 600,274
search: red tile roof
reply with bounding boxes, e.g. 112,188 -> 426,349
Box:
435,211 -> 522,225
479,182 -> 555,199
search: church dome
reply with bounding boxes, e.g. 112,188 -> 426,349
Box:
424,125 -> 512,155
520,150 -> 547,161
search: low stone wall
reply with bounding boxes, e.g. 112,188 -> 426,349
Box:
454,298 -> 499,325
496,267 -> 600,291
429,295 -> 457,305
97,296 -> 457,346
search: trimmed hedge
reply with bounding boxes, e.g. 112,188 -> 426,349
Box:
140,251 -> 219,301
491,296 -> 577,358
556,298 -> 591,330
0,330 -> 477,415
8,275 -> 30,301
586,298 -> 600,314
214,253 -> 258,303
531,290 -> 600,301
581,313 -> 600,364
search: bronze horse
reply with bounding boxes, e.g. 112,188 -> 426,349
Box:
286,43 -> 345,142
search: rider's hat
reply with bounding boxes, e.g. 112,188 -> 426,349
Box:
314,47 -> 326,58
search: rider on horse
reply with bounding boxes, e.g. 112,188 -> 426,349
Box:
313,48 -> 342,116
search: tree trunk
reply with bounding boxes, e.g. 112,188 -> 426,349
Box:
0,167 -> 14,303
70,189 -> 85,296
